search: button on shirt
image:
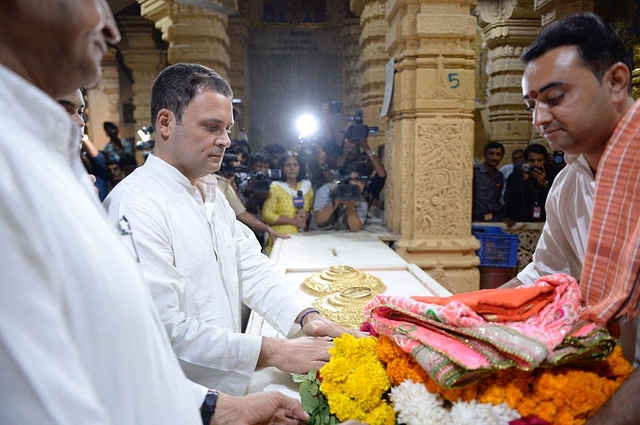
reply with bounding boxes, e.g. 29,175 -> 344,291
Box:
0,64 -> 203,424
104,155 -> 310,395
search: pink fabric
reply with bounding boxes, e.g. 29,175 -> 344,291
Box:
364,274 -> 613,387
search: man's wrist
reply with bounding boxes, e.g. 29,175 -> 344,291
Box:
201,389 -> 220,425
298,308 -> 320,330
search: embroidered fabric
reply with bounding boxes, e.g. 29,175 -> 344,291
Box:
365,274 -> 615,388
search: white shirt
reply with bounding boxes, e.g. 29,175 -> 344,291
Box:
0,65 -> 203,424
517,155 -> 595,284
104,155 -> 310,395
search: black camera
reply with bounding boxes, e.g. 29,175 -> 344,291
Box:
521,163 -> 543,174
344,109 -> 379,141
219,154 -> 249,177
248,169 -> 282,194
330,175 -> 369,201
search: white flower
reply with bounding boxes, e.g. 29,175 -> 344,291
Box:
390,380 -> 521,425
449,400 -> 521,425
390,380 -> 450,425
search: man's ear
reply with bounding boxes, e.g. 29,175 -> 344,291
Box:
156,109 -> 174,140
607,62 -> 631,101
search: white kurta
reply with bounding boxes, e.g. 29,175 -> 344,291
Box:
0,65 -> 204,424
104,155 -> 310,395
517,155 -> 595,285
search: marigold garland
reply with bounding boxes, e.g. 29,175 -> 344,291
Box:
319,334 -> 395,425
375,335 -> 634,425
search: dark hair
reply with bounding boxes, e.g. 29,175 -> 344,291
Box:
524,143 -> 548,158
344,162 -> 369,178
248,150 -> 270,166
277,151 -> 306,182
227,144 -> 244,157
521,13 -> 632,88
234,138 -> 251,156
264,143 -> 286,155
103,121 -> 117,132
151,63 -> 233,129
484,141 -> 505,155
512,149 -> 525,158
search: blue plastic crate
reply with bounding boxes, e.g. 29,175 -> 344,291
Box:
472,225 -> 519,268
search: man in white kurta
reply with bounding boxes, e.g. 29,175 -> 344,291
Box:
0,64 -> 205,425
104,63 -> 346,397
513,154 -> 595,286
105,154 -> 313,394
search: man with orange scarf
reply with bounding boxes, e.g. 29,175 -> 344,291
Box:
520,12 -> 639,424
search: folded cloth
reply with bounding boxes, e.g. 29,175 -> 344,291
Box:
364,274 -> 615,388
411,285 -> 556,322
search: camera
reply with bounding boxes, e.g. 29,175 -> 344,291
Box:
344,109 -> 379,141
219,154 -> 249,177
248,169 -> 281,194
330,175 -> 369,201
521,163 -> 543,174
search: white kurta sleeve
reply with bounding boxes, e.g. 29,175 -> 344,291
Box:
105,193 -> 262,395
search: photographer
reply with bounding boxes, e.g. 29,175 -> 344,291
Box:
296,139 -> 337,190
336,110 -> 387,206
502,143 -> 552,226
241,150 -> 271,214
311,163 -> 369,232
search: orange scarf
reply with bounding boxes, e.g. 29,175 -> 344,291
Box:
580,99 -> 640,335
412,285 -> 555,322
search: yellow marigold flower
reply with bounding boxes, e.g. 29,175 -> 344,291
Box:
320,335 -> 392,425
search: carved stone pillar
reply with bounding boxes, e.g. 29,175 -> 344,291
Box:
476,0 -> 540,160
138,0 -> 233,80
339,18 -> 362,116
227,12 -> 251,138
534,0 -> 594,26
118,15 -> 166,130
385,0 -> 479,294
352,0 -> 389,152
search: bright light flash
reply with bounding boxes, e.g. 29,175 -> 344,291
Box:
296,114 -> 318,138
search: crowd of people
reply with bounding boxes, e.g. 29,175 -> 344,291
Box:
2,1 -> 640,423
472,140 -> 567,226
213,120 -> 387,254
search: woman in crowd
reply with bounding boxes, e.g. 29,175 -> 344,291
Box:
262,151 -> 314,255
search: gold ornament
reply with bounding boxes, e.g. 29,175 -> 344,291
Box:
312,286 -> 374,329
301,265 -> 385,295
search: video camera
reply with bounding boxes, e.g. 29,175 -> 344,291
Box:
248,169 -> 282,194
219,154 -> 248,177
330,174 -> 370,201
344,109 -> 379,141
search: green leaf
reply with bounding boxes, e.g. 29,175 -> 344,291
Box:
291,372 -> 307,383
310,382 -> 319,396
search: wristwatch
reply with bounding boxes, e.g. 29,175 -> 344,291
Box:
367,150 -> 376,157
200,389 -> 219,425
